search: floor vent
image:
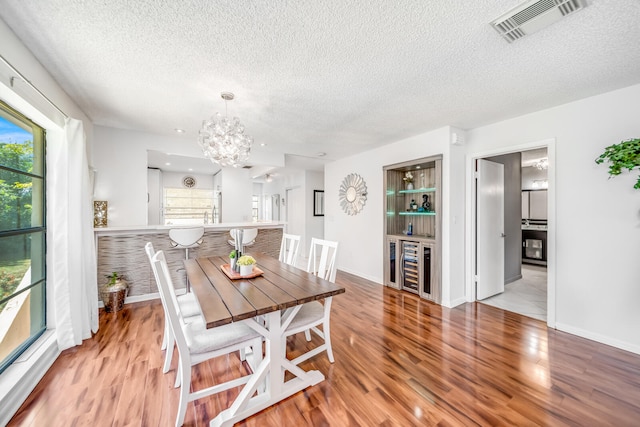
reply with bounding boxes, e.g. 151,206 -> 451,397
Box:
490,0 -> 589,43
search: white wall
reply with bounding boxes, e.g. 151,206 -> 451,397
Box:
162,171 -> 214,189
326,84 -> 640,353
305,170 -> 325,249
466,83 -> 640,353
93,126 -> 148,226
93,125 -> 262,226
0,19 -> 92,143
0,19 -> 94,423
220,167 -> 253,222
324,126 -> 465,303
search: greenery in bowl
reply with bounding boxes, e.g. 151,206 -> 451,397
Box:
595,138 -> 640,189
237,255 -> 256,266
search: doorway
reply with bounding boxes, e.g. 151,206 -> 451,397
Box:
468,140 -> 555,327
285,186 -> 303,236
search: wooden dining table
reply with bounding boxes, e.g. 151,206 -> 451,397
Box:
183,253 -> 345,427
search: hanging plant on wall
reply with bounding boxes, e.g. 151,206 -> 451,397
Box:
595,138 -> 640,189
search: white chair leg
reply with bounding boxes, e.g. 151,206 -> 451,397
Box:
161,321 -> 168,350
304,329 -> 312,341
174,361 -> 181,388
175,359 -> 190,427
163,331 -> 174,374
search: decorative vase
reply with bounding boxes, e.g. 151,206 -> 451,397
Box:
100,279 -> 128,313
406,182 -> 414,190
230,258 -> 236,270
240,264 -> 254,276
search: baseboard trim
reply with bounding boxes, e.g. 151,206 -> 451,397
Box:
336,267 -> 381,284
505,274 -> 523,285
0,331 -> 60,426
555,322 -> 640,355
98,292 -> 162,308
445,296 -> 468,308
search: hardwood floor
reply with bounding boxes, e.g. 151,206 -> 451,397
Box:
9,271 -> 640,426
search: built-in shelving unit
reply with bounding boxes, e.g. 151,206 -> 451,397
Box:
383,155 -> 442,303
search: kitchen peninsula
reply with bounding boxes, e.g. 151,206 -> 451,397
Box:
94,223 -> 284,301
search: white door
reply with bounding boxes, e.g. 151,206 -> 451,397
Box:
477,159 -> 505,300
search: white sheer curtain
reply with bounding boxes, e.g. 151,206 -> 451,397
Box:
48,117 -> 98,350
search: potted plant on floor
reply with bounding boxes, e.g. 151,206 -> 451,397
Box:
237,255 -> 256,276
100,272 -> 128,313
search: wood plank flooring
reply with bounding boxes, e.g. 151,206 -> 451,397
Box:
8,271 -> 640,426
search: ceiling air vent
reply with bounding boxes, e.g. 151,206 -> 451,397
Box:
491,0 -> 589,43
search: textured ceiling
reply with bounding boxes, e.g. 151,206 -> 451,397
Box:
1,0 -> 640,168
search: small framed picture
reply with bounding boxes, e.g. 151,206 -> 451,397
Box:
313,190 -> 324,216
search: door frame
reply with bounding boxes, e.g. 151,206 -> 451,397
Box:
465,138 -> 556,328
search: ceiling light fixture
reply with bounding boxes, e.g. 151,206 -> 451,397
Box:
535,158 -> 548,170
174,128 -> 185,133
265,174 -> 273,183
198,92 -> 253,168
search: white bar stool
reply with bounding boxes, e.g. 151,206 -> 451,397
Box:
227,228 -> 258,253
169,226 -> 205,292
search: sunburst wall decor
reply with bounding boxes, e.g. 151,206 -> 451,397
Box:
339,173 -> 367,215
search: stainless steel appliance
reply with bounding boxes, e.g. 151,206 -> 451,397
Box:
522,220 -> 547,266
401,241 -> 419,293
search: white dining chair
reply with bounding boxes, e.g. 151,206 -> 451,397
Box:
152,250 -> 263,427
145,242 -> 202,374
278,233 -> 301,266
227,228 -> 258,252
284,238 -> 339,365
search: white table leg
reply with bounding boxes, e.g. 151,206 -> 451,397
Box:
210,310 -> 325,427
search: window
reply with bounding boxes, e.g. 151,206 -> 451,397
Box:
252,195 -> 259,222
164,187 -> 214,225
0,100 -> 46,375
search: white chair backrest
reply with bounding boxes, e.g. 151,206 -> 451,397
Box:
279,233 -> 301,266
229,228 -> 258,245
145,242 -> 164,302
152,250 -> 186,317
307,238 -> 339,283
169,226 -> 205,247
144,241 -> 156,262
152,251 -> 189,354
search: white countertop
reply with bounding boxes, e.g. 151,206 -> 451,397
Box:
94,221 -> 285,235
